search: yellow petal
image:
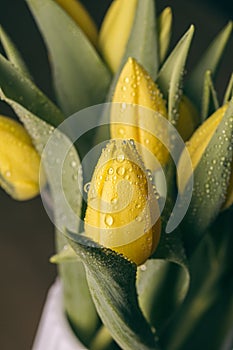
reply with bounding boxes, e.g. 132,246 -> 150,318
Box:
0,115 -> 42,200
177,96 -> 199,141
111,57 -> 168,171
84,139 -> 161,265
55,0 -> 98,47
99,0 -> 137,72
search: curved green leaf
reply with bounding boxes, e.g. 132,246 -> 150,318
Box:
182,99 -> 233,252
186,21 -> 233,109
26,0 -> 111,115
201,70 -> 219,121
223,73 -> 233,105
160,209 -> 233,350
137,259 -> 189,332
0,53 -> 64,126
67,232 -> 159,350
0,26 -> 31,79
0,92 -> 99,344
157,25 -> 195,124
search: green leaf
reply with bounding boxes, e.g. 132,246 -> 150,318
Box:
26,0 -> 111,115
182,99 -> 233,252
0,26 -> 32,79
67,232 -> 159,350
56,231 -> 100,345
0,53 -> 64,127
186,21 -> 233,109
107,0 -> 159,100
157,25 -> 195,124
223,73 -> 233,105
160,209 -> 233,350
201,70 -> 219,121
158,7 -> 172,64
137,259 -> 189,332
0,91 -> 99,344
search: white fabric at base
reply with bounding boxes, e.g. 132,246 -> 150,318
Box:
32,280 -> 87,350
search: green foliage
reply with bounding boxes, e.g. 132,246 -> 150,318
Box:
26,0 -> 111,115
67,232 -> 159,350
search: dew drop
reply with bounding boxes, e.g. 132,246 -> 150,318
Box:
108,167 -> 114,175
70,160 -> 77,168
72,174 -> 78,181
105,214 -> 113,226
84,182 -> 91,193
140,264 -> 147,271
116,154 -> 125,162
117,167 -> 125,176
111,197 -> 118,204
118,127 -> 125,135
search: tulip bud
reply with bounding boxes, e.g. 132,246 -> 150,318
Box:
55,0 -> 98,46
178,103 -> 233,208
84,139 -> 161,265
111,57 -> 168,171
99,0 -> 137,72
0,115 -> 42,200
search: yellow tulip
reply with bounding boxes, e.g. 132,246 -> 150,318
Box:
0,115 -> 42,200
84,139 -> 161,265
111,57 -> 168,172
178,104 -> 233,208
55,0 -> 98,46
99,0 -> 137,72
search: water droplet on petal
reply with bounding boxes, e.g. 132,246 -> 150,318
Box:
108,167 -> 114,175
105,214 -> 113,226
116,154 -> 125,162
117,167 -> 125,176
84,182 -> 91,193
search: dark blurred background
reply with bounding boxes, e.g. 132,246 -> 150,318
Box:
0,1 -> 232,349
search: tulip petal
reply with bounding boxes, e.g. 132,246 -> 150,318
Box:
84,139 -> 161,265
0,115 -> 41,200
111,58 -> 168,171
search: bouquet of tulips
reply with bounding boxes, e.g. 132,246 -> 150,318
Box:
0,1 -> 233,349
